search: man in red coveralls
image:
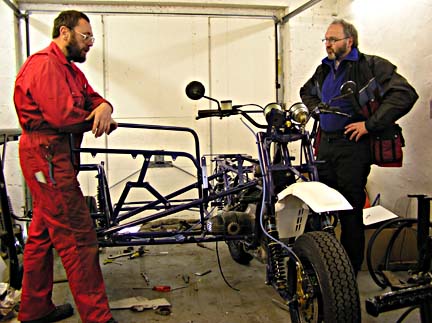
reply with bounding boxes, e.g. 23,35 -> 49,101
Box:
14,10 -> 118,323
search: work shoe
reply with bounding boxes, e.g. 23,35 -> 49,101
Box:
21,303 -> 74,323
105,318 -> 119,323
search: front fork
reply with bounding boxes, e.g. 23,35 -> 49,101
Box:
265,216 -> 287,291
265,210 -> 310,323
256,131 -> 291,295
255,131 -> 311,317
306,211 -> 337,235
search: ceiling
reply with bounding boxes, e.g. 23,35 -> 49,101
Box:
11,0 -> 321,21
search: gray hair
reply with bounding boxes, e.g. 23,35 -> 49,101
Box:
330,19 -> 359,48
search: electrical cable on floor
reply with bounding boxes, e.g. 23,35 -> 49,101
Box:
396,305 -> 418,323
215,241 -> 240,292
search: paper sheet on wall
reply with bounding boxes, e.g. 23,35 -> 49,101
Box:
363,205 -> 398,226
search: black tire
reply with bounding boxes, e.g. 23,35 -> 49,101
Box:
227,240 -> 253,265
290,231 -> 361,323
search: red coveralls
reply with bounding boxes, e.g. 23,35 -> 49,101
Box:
14,42 -> 113,323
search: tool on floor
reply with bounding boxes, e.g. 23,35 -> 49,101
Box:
132,285 -> 188,292
132,285 -> 170,292
108,250 -> 135,260
152,285 -> 171,292
109,296 -> 171,312
141,272 -> 150,285
103,259 -> 123,265
271,298 -> 290,312
182,274 -> 190,284
129,247 -> 145,259
194,269 -> 211,276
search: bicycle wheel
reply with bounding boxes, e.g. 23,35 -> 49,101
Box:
366,218 -> 419,289
289,231 -> 361,323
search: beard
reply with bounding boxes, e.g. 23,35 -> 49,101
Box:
66,35 -> 87,63
327,42 -> 349,61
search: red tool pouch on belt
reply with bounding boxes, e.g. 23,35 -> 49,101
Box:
370,124 -> 404,167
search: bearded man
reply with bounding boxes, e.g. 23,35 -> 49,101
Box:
14,10 -> 118,323
300,19 -> 417,276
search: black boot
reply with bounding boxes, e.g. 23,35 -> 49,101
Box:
21,303 -> 74,323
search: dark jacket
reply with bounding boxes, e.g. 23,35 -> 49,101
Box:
300,51 -> 418,133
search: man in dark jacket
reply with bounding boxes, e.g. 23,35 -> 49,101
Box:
300,19 -> 418,275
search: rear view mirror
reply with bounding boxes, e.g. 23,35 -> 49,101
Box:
328,81 -> 358,103
340,81 -> 357,96
185,81 -> 205,100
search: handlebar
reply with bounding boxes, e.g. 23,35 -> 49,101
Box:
197,109 -> 233,119
313,103 -> 352,118
197,107 -> 267,129
186,81 -> 352,130
196,103 -> 351,130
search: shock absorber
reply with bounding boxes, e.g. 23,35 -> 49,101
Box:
267,223 -> 287,290
212,174 -> 225,209
96,184 -> 103,214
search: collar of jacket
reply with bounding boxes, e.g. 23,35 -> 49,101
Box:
317,49 -> 375,92
322,47 -> 359,69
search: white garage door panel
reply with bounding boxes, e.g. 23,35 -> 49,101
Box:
104,15 -> 209,120
210,18 -> 275,102
209,17 -> 275,156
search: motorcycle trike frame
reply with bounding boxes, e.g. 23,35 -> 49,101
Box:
73,113 -> 319,250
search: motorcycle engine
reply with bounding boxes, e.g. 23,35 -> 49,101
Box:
207,210 -> 254,235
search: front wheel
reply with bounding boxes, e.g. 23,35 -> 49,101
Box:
289,231 -> 361,323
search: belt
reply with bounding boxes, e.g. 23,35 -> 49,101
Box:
22,128 -> 62,135
321,130 -> 347,140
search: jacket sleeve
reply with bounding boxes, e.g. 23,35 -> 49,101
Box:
299,65 -> 323,112
365,56 -> 418,133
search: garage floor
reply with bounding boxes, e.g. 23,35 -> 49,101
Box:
6,242 -> 419,323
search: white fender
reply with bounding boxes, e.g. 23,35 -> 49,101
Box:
276,181 -> 352,213
275,182 -> 352,239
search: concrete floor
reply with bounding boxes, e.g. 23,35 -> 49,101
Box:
6,242 -> 420,323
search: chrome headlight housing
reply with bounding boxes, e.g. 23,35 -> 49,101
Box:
289,102 -> 309,125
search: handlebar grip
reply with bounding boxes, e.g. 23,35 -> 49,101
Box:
197,109 -> 237,119
314,103 -> 351,118
197,109 -> 222,119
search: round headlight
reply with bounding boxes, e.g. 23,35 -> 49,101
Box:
264,103 -> 285,127
290,103 -> 309,125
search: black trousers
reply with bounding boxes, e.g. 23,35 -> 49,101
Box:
316,132 -> 372,273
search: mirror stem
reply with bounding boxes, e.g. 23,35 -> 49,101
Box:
204,95 -> 221,111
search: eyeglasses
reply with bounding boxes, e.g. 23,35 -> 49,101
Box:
74,30 -> 95,43
322,37 -> 349,45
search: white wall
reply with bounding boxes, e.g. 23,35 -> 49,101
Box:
285,0 -> 432,217
0,2 -> 19,129
3,0 -> 432,220
0,2 -> 24,217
